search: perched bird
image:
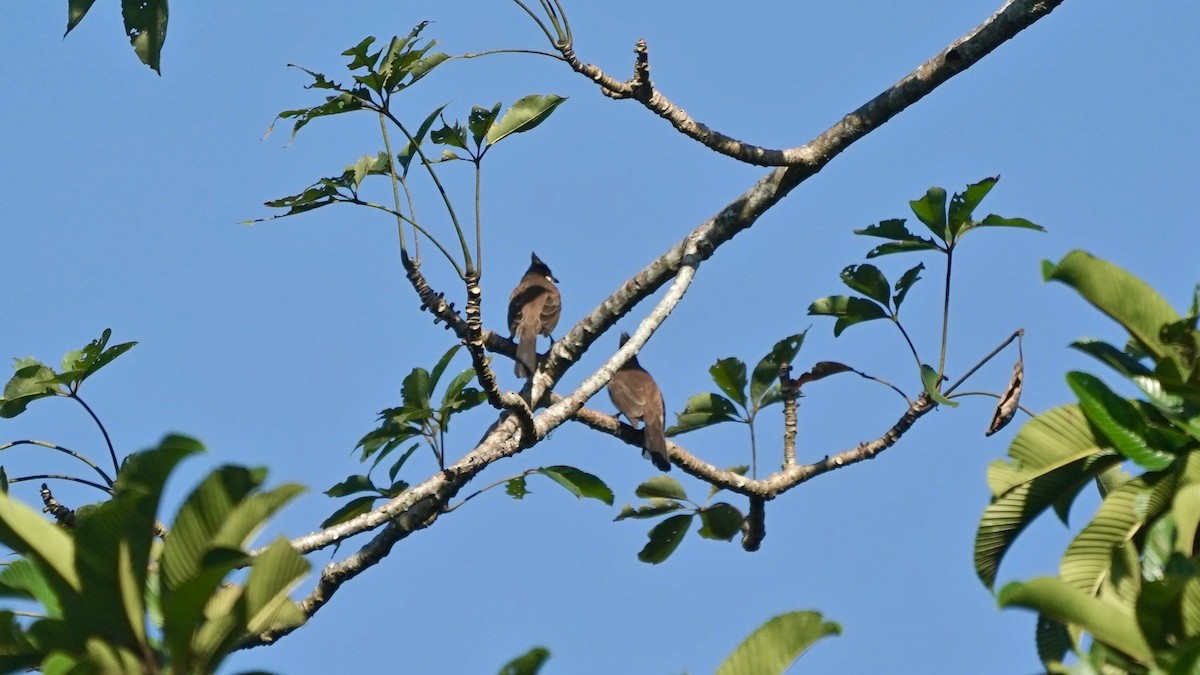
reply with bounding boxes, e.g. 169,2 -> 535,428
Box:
508,252 -> 561,379
607,332 -> 671,472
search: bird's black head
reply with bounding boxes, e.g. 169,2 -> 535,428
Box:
618,331 -> 632,348
529,252 -> 558,283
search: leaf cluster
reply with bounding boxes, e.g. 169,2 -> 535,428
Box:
977,251 -> 1200,673
0,436 -> 307,673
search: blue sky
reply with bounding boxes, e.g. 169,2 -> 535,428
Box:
3,1 -> 1198,673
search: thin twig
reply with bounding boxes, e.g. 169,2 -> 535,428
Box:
944,329 -> 1024,396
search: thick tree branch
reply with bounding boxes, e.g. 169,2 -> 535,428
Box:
557,0 -> 1064,165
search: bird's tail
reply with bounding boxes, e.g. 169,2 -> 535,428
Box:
642,412 -> 670,472
515,322 -> 537,379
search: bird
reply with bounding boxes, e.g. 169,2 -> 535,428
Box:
607,332 -> 671,472
507,252 -> 561,379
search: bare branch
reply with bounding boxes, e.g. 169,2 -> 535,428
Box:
556,0 -> 1065,165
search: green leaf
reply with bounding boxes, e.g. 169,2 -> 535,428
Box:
864,240 -> 942,258
1061,472 -> 1175,596
1173,484 -> 1200,555
1070,339 -> 1153,379
909,187 -> 948,241
498,646 -> 550,675
947,176 -> 998,236
667,393 -> 740,436
342,36 -> 380,70
506,476 -> 529,500
637,514 -> 692,564
486,94 -> 567,145
750,332 -> 806,410
1034,614 -> 1073,669
892,263 -> 925,313
121,0 -> 167,74
401,367 -> 434,417
840,264 -> 892,308
709,358 -> 748,409
998,577 -> 1152,665
807,296 -> 889,336
975,405 -> 1118,589
429,345 -> 462,393
325,475 -> 379,498
271,89 -> 365,144
0,558 -> 62,618
0,491 -> 80,593
715,611 -> 841,675
1067,371 -> 1175,471
0,359 -> 64,418
855,218 -> 926,242
398,105 -> 449,175
319,496 -> 378,532
431,119 -> 469,150
469,103 -> 502,148
635,476 -> 688,501
1045,251 -> 1184,378
66,0 -> 99,34
614,499 -> 686,521
977,214 -> 1047,232
698,503 -> 744,541
920,364 -> 958,407
537,466 -> 614,506
243,538 -> 309,636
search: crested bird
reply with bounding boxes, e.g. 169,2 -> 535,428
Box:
607,332 -> 671,472
508,252 -> 561,379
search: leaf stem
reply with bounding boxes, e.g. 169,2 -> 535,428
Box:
944,329 -> 1024,396
69,393 -> 119,475
0,439 -> 114,486
10,474 -> 114,495
377,113 -> 408,255
444,469 -> 537,512
937,248 -> 953,379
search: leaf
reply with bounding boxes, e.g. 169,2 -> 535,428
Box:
1045,251 -> 1184,378
794,361 -> 854,389
1067,371 -> 1175,471
1070,339 -> 1153,379
469,103 -> 502,148
635,476 -> 688,501
429,345 -> 462,393
863,240 -> 942,258
0,558 -> 62,617
486,94 -> 567,145
506,476 -> 529,500
855,218 -> 926,242
401,367 -> 434,417
1173,484 -> 1200,555
840,264 -> 892,308
536,466 -> 614,506
698,503 -> 744,541
977,214 -> 1047,232
1060,473 -> 1174,596
0,491 -> 80,594
998,577 -> 1152,665
324,475 -> 379,498
271,90 -> 365,144
920,364 -> 958,407
66,0 -> 99,34
909,187 -> 948,241
709,358 -> 748,409
947,176 -> 998,236
242,538 -> 309,636
807,296 -> 889,337
614,499 -> 686,521
750,333 -> 806,408
0,359 -> 63,418
498,646 -> 550,675
987,356 -> 1024,436
975,405 -> 1118,589
318,496 -> 377,530
431,120 -> 469,150
1034,614 -> 1073,669
715,611 -> 841,675
891,263 -> 925,313
637,514 -> 692,564
398,105 -> 449,175
668,393 -> 740,436
121,0 -> 167,74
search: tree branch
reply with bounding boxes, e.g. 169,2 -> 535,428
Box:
246,0 -> 1063,645
555,0 -> 1065,165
